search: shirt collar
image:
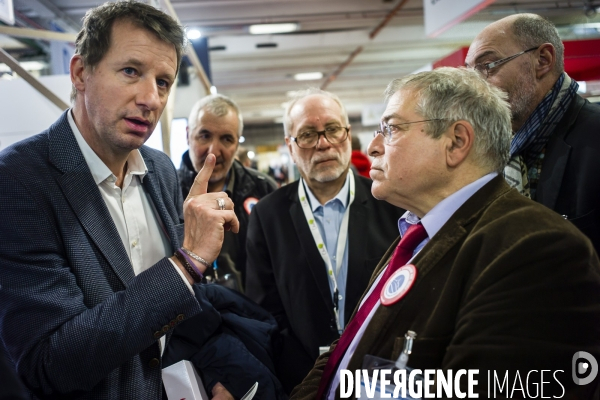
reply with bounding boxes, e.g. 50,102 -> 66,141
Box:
68,109 -> 148,185
304,171 -> 350,212
399,172 -> 498,239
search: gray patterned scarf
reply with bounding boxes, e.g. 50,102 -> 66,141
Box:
503,73 -> 579,199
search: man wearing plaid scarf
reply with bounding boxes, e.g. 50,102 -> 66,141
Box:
466,13 -> 600,254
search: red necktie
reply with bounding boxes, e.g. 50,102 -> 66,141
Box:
316,222 -> 427,399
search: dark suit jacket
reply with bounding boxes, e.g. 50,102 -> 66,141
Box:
291,175 -> 600,399
0,112 -> 202,399
537,94 -> 600,254
245,172 -> 404,393
0,344 -> 28,400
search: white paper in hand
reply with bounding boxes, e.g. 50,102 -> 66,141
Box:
241,382 -> 259,400
162,360 -> 209,400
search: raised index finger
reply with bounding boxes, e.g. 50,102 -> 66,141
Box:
187,154 -> 215,199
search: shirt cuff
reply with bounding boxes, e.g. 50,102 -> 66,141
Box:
168,257 -> 195,295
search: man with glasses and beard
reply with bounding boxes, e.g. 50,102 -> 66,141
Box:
466,14 -> 600,253
245,88 -> 403,394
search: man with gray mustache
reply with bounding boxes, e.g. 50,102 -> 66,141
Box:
245,88 -> 403,394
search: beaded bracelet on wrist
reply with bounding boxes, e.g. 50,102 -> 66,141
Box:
173,250 -> 202,283
178,249 -> 205,279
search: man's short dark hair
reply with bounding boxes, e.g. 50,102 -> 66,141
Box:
71,0 -> 185,102
512,14 -> 564,74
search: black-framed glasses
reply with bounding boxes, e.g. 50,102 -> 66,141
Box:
472,46 -> 539,79
373,119 -> 447,144
290,126 -> 349,149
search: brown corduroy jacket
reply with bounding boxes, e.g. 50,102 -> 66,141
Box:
291,175 -> 600,399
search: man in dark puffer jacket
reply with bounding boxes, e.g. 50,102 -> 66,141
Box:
179,94 -> 277,291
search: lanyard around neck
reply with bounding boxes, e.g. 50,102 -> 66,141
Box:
297,172 -> 355,333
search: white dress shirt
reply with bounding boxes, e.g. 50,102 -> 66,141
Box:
68,110 -> 193,351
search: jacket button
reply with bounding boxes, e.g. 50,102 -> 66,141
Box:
153,331 -> 162,339
177,314 -> 185,322
170,320 -> 177,327
148,358 -> 160,368
162,325 -> 170,333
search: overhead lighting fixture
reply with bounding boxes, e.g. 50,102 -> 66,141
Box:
248,151 -> 255,159
571,23 -> 600,35
249,23 -> 298,35
210,86 -> 218,94
294,72 -> 323,81
187,29 -> 202,40
239,136 -> 246,143
23,61 -> 47,71
574,23 -> 600,29
410,63 -> 433,75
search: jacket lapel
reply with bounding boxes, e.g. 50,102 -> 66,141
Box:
139,155 -> 180,251
50,111 -> 135,287
345,172 -> 370,322
288,182 -> 337,319
536,95 -> 584,209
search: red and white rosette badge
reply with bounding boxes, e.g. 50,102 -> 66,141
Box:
380,264 -> 418,306
243,197 -> 260,214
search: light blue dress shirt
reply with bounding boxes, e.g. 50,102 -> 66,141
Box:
304,172 -> 351,330
399,172 -> 498,255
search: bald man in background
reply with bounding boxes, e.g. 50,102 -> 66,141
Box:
466,13 -> 600,253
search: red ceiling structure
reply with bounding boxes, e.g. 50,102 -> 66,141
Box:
433,39 -> 600,81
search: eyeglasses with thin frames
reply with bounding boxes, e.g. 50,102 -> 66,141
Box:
290,126 -> 349,149
373,119 -> 447,144
471,46 -> 539,79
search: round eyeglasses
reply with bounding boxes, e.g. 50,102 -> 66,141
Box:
290,126 -> 349,149
373,119 -> 447,144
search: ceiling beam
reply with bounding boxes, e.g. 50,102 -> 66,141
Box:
35,0 -> 82,32
160,0 -> 212,95
320,0 -> 410,89
0,26 -> 77,42
0,47 -> 69,111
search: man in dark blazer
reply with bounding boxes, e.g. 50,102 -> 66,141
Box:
291,68 -> 600,399
0,2 -> 238,399
245,88 -> 403,393
466,13 -> 600,254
